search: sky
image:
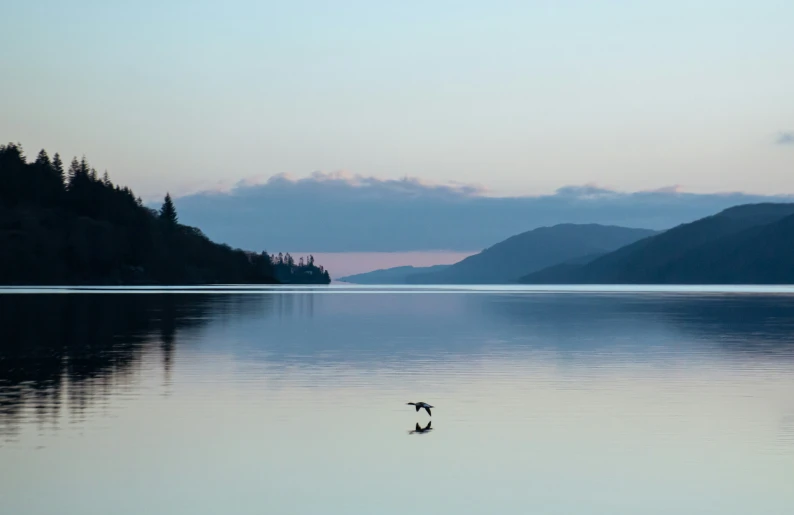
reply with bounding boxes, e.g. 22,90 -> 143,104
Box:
2,0 -> 793,201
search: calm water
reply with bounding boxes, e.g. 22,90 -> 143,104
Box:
2,286 -> 794,514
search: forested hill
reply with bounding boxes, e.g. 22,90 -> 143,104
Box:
520,203 -> 794,284
406,224 -> 657,284
0,142 -> 330,285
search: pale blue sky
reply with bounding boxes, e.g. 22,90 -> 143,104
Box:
2,1 -> 793,198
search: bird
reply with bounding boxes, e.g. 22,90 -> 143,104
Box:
406,401 -> 433,416
409,421 -> 433,435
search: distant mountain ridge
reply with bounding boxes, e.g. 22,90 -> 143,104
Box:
339,264 -> 450,284
405,224 -> 658,284
521,203 -> 794,284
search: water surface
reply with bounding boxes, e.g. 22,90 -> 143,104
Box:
1,286 -> 793,514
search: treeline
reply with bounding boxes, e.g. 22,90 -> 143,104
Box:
271,252 -> 330,284
0,142 -> 330,285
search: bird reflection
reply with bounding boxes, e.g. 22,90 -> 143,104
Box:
408,421 -> 433,435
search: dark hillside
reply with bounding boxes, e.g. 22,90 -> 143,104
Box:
0,142 -> 330,285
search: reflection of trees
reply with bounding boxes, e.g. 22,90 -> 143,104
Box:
0,293 -> 269,436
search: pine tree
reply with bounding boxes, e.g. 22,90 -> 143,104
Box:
52,153 -> 64,184
102,171 -> 112,186
68,157 -> 81,187
160,192 -> 178,226
0,143 -> 27,205
33,148 -> 65,204
35,149 -> 51,168
79,156 -> 91,177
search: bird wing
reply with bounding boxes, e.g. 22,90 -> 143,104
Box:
424,421 -> 432,430
415,405 -> 420,412
415,423 -> 421,430
425,407 -> 432,416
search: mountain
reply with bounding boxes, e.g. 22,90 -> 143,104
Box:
520,203 -> 794,284
339,264 -> 451,284
405,224 -> 658,284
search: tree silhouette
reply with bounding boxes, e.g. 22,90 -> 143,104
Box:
79,156 -> 91,178
160,193 -> 178,226
0,142 -> 331,285
32,149 -> 63,205
67,157 -> 80,187
52,153 -> 64,185
35,149 -> 51,169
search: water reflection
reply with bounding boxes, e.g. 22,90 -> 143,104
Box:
2,288 -> 794,515
4,290 -> 794,437
479,293 -> 794,358
408,421 -> 433,435
0,293 -> 269,436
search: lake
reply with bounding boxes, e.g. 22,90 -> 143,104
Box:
2,286 -> 794,514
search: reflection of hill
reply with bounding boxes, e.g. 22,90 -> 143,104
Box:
0,293 -> 270,435
642,294 -> 794,356
201,292 -> 794,375
478,292 -> 794,358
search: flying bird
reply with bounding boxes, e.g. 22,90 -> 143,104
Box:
406,401 -> 433,416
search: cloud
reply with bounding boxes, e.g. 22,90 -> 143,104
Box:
777,132 -> 794,145
553,183 -> 621,199
645,184 -> 684,194
223,171 -> 489,199
172,173 -> 794,253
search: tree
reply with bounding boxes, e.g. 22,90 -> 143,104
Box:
79,156 -> 91,178
68,157 -> 80,186
160,192 -> 178,226
0,143 -> 26,205
35,149 -> 51,168
33,148 -> 64,205
52,153 -> 64,184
